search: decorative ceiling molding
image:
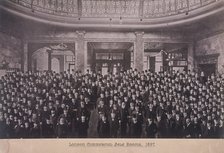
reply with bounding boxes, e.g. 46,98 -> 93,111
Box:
1,0 -> 224,30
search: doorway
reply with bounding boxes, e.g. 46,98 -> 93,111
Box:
87,42 -> 133,74
94,51 -> 128,74
51,58 -> 60,73
149,56 -> 156,72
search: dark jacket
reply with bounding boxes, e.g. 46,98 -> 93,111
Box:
57,124 -> 68,138
78,121 -> 89,138
130,121 -> 142,138
109,118 -> 119,138
42,123 -> 54,138
184,123 -> 194,138
97,120 -> 110,138
146,122 -> 157,138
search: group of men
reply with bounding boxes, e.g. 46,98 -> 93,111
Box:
0,69 -> 223,138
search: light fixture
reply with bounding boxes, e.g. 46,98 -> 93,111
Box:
119,17 -> 123,24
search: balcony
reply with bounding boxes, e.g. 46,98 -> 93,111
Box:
1,0 -> 223,30
6,0 -> 219,18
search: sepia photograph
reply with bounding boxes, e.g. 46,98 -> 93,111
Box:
0,0 -> 224,152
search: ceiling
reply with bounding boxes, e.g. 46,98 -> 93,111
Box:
0,1 -> 224,40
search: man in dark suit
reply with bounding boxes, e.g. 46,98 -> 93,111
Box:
156,115 -> 168,138
97,115 -> 110,138
57,118 -> 68,138
167,113 -> 176,138
130,115 -> 142,138
42,118 -> 54,138
77,101 -> 91,123
5,118 -> 14,138
77,115 -> 89,138
146,118 -> 157,138
0,115 -> 7,138
184,118 -> 194,138
218,120 -> 224,138
200,119 -> 207,138
30,122 -> 41,138
174,114 -> 184,138
109,111 -> 119,138
97,100 -> 108,117
192,117 -> 201,138
204,122 -> 214,138
120,102 -> 128,138
23,122 -> 31,138
213,118 -> 220,138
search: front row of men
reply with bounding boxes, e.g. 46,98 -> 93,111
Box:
1,105 -> 221,138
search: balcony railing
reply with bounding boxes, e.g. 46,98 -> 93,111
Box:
7,0 -> 218,18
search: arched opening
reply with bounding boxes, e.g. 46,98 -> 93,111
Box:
51,58 -> 60,73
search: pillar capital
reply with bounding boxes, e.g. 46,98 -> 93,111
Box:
46,49 -> 53,53
76,31 -> 86,36
135,31 -> 144,36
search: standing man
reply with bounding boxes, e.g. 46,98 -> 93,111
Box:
145,118 -> 157,138
97,115 -> 110,138
120,102 -> 128,138
130,115 -> 142,138
77,115 -> 89,138
184,118 -> 194,138
109,111 -> 119,138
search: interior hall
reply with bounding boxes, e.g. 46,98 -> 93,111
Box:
0,0 -> 224,139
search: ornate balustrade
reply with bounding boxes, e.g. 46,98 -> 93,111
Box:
10,0 -> 79,17
7,0 -> 218,18
82,0 -> 140,18
143,0 -> 204,17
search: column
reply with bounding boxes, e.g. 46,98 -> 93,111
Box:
188,43 -> 194,71
47,50 -> 52,71
23,42 -> 28,72
134,32 -> 144,71
84,41 -> 88,72
76,31 -> 85,72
